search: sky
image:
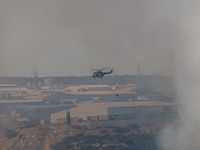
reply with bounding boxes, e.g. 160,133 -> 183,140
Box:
0,0 -> 189,77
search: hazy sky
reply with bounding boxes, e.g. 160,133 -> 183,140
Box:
0,0 -> 188,77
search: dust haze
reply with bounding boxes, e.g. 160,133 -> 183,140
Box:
2,1 -> 200,149
0,0 -> 178,77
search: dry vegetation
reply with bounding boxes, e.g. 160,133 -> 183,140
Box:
0,118 -> 170,150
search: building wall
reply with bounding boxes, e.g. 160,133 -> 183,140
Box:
108,105 -> 177,118
71,104 -> 178,129
51,110 -> 67,124
72,117 -> 175,129
108,107 -> 138,115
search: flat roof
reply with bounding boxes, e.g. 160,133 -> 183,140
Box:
0,84 -> 17,87
65,91 -> 136,95
70,101 -> 177,120
0,99 -> 42,103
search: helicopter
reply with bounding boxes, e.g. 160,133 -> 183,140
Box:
92,67 -> 113,78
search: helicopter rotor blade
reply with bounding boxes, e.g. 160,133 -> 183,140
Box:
99,67 -> 110,71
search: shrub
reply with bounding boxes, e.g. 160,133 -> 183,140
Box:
4,129 -> 18,139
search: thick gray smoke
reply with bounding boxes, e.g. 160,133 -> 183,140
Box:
158,1 -> 200,150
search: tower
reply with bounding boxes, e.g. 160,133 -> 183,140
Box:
34,67 -> 38,78
136,61 -> 141,76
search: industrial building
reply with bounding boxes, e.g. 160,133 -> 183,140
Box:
0,81 -> 175,128
51,101 -> 178,129
10,104 -> 76,124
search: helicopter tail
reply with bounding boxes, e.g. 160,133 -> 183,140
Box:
110,68 -> 114,74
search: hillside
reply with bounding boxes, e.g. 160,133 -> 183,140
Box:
0,118 -> 167,150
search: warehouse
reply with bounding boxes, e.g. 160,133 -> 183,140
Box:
51,101 -> 178,128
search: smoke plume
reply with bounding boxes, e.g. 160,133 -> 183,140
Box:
158,1 -> 200,150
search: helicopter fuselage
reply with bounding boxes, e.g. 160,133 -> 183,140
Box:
92,69 -> 113,78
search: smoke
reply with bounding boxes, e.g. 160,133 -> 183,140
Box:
158,1 -> 200,150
